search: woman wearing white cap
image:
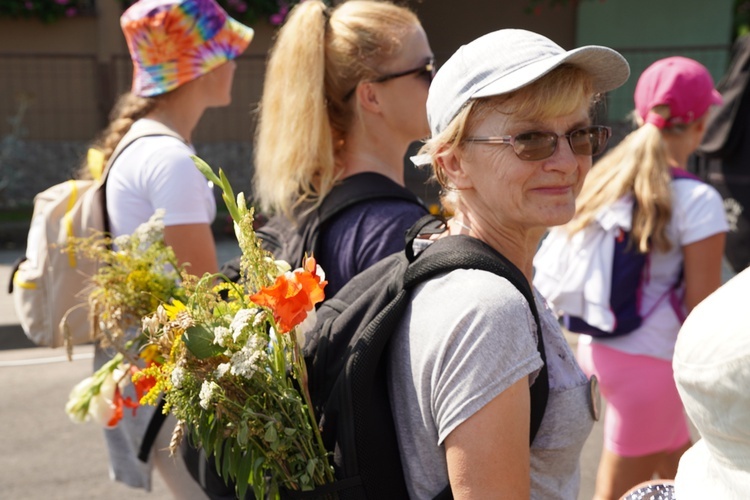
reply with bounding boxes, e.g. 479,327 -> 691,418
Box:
387,29 -> 629,498
561,57 -> 728,499
87,0 -> 253,495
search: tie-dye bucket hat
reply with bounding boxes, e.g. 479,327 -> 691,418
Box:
121,0 -> 254,97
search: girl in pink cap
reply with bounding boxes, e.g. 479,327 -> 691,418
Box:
566,57 -> 728,499
84,0 -> 253,496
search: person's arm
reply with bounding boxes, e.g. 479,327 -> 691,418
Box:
164,223 -> 218,277
682,232 -> 725,312
443,376 -> 531,499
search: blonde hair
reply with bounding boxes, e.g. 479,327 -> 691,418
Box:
77,92 -> 157,179
253,0 -> 420,219
419,64 -> 596,212
567,105 -> 678,253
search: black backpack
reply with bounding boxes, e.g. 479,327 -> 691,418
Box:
691,34 -> 750,272
291,215 -> 550,499
221,172 -> 426,281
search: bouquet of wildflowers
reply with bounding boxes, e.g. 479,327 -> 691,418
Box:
69,210 -> 185,353
66,156 -> 334,499
64,210 -> 184,427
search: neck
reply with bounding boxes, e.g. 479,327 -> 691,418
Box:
339,150 -> 405,185
663,126 -> 702,168
339,118 -> 412,185
448,209 -> 544,284
145,89 -> 206,144
666,150 -> 690,169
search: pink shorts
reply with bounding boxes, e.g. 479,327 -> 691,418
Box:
576,342 -> 690,457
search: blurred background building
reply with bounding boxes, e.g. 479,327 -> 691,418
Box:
0,0 -> 740,237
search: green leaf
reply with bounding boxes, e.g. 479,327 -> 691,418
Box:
237,450 -> 254,500
222,440 -> 232,483
183,325 -> 225,359
240,422 -> 251,447
227,442 -> 236,476
264,424 -> 278,444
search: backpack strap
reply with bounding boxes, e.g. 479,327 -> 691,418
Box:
405,232 -> 549,445
100,120 -> 187,183
317,172 -> 426,223
670,167 -> 703,182
403,231 -> 549,500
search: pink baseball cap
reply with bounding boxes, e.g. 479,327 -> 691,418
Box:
634,56 -> 722,129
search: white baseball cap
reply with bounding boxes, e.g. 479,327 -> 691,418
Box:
426,29 -> 630,136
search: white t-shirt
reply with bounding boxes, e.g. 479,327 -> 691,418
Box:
581,178 -> 728,360
106,118 -> 216,238
388,268 -> 595,500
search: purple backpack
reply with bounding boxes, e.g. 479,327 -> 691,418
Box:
564,168 -> 699,338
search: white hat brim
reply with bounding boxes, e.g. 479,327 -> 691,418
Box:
473,45 -> 630,100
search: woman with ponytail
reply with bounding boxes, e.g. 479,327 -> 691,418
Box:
254,0 -> 433,296
88,0 -> 253,496
566,57 -> 728,499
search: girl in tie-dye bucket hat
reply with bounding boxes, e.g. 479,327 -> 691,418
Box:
82,0 -> 252,497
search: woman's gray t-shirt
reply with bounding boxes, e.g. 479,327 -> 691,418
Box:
387,268 -> 594,499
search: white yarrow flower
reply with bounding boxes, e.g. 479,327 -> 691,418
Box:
113,235 -> 130,249
230,308 -> 258,342
171,366 -> 185,389
252,309 -> 266,328
199,381 -> 220,410
213,326 -> 232,347
134,209 -> 166,246
229,334 -> 266,379
214,363 -> 230,379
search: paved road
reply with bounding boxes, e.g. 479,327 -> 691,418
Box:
0,242 -> 604,500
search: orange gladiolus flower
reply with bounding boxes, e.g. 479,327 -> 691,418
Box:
250,257 -> 327,333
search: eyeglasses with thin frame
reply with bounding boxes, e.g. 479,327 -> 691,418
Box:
464,125 -> 612,161
343,58 -> 436,101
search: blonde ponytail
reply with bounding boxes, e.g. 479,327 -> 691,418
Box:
568,109 -> 674,253
78,93 -> 157,179
253,0 -> 420,220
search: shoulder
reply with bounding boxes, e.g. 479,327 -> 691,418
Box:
324,197 -> 428,238
350,197 -> 428,223
324,173 -> 427,223
413,268 -> 535,328
114,121 -> 193,168
670,177 -> 728,241
671,177 -> 724,209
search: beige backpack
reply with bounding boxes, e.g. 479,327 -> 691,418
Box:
10,122 -> 184,349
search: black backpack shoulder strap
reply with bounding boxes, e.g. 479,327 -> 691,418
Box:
404,233 -> 549,446
317,172 -> 425,223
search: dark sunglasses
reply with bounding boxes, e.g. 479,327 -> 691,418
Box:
343,59 -> 436,101
464,125 -> 612,161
